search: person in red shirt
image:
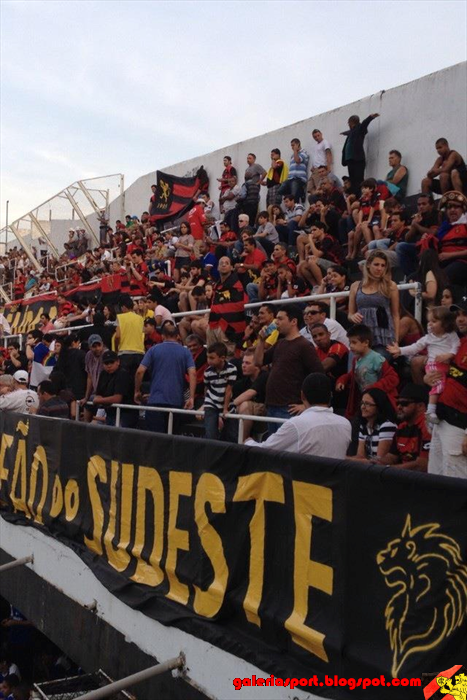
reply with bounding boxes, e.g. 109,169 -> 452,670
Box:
426,296 -> 467,478
235,237 -> 267,291
126,248 -> 149,295
272,242 -> 296,274
212,221 -> 238,257
187,199 -> 207,255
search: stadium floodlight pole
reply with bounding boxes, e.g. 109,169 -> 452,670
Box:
0,555 -> 34,574
78,654 -> 185,700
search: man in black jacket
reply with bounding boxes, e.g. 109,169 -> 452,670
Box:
341,113 -> 379,194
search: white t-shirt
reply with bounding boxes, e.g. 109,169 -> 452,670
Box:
301,318 -> 349,348
310,139 -> 332,169
0,388 -> 39,414
154,305 -> 173,324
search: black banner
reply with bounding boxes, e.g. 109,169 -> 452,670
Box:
149,168 -> 205,222
0,413 -> 466,699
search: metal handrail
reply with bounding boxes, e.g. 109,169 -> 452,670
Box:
79,402 -> 286,444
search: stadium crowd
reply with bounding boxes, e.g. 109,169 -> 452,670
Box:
0,119 -> 466,479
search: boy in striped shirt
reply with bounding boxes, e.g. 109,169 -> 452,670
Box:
203,342 -> 237,440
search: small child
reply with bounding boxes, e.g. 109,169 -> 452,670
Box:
336,324 -> 399,418
387,306 -> 459,424
202,342 -> 238,440
346,179 -> 384,260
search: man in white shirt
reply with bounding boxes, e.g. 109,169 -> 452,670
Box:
245,373 -> 351,457
300,301 -> 349,348
0,371 -> 39,414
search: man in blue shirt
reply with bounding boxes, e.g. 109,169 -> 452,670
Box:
134,323 -> 196,433
278,138 -> 309,204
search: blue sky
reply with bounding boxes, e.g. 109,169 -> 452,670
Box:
1,0 -> 466,225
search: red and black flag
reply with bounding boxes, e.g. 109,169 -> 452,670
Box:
149,167 -> 207,222
422,665 -> 467,699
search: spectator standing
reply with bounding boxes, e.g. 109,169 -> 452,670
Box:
261,148 -> 288,207
341,113 -> 379,194
241,153 -> 266,226
173,222 -> 194,282
185,334 -> 207,406
384,384 -> 431,471
207,257 -> 247,357
422,138 -> 467,195
114,294 -> 144,376
309,129 -> 333,189
348,251 -> 399,353
187,198 -> 208,256
217,156 -> 237,198
135,323 -> 196,433
435,191 -> 467,286
80,334 -> 106,422
202,342 -> 237,441
245,373 -> 351,457
336,324 -> 399,419
25,330 -> 56,389
426,296 -> 467,478
92,350 -> 132,427
278,138 -> 309,203
220,176 -> 241,232
254,305 -> 324,433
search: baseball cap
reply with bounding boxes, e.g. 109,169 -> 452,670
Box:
451,295 -> 467,313
398,384 -> 429,404
88,334 -> 103,346
102,350 -> 118,363
13,370 -> 29,384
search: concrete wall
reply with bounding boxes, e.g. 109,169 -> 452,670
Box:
109,61 -> 467,223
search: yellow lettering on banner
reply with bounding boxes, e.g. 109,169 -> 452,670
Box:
105,461 -> 134,572
233,472 -> 285,627
50,475 -> 63,518
10,439 -> 30,518
285,482 -> 333,662
84,456 -> 107,555
28,446 -> 49,524
0,433 -> 14,485
166,472 -> 192,606
193,473 -> 228,617
131,466 -> 164,586
64,479 -> 79,522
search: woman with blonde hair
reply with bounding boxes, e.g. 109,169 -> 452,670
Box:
348,250 -> 399,354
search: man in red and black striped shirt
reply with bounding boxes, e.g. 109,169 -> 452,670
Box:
385,384 -> 431,472
207,256 -> 247,358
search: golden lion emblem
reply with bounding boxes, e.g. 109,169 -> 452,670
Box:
437,673 -> 467,699
159,180 -> 171,203
377,515 -> 467,677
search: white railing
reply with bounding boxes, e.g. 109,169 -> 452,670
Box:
78,402 -> 286,444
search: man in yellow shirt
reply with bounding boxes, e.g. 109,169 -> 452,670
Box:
114,294 -> 144,426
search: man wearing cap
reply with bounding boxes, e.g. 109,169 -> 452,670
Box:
435,191 -> 467,286
383,384 -> 431,471
0,371 -> 39,415
80,334 -> 106,422
426,296 -> 467,478
93,350 -> 132,427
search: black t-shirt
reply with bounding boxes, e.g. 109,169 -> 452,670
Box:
96,367 -> 132,415
5,352 -> 28,375
232,370 -> 268,404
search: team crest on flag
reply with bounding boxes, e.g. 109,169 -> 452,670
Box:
422,666 -> 467,699
149,167 -> 208,222
377,516 -> 467,677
